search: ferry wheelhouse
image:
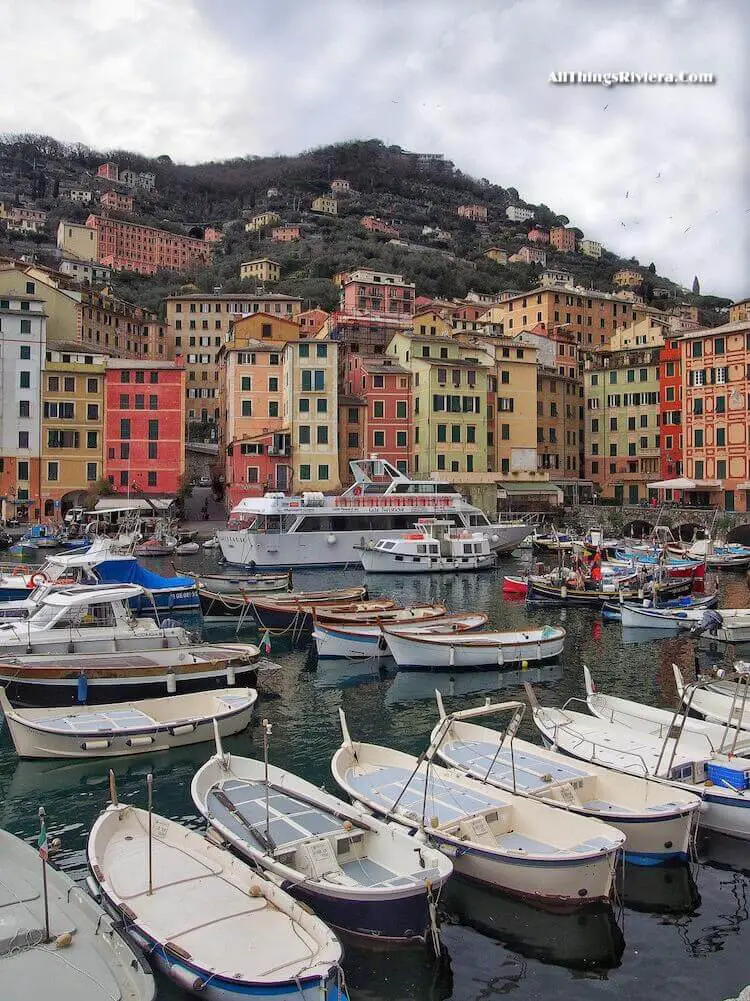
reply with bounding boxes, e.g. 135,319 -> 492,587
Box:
218,459 -> 530,569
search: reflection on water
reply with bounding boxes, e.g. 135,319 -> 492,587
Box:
0,554 -> 748,1000
442,879 -> 624,973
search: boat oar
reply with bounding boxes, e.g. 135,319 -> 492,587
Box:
211,786 -> 277,853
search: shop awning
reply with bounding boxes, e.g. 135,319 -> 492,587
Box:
647,478 -> 722,490
498,482 -> 564,500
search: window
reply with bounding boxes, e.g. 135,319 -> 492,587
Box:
694,429 -> 704,447
437,424 -> 447,442
47,462 -> 59,482
501,458 -> 509,474
591,418 -> 599,433
316,344 -> 327,359
373,430 -> 385,447
451,425 -> 461,443
717,459 -> 727,479
268,377 -> 278,392
147,420 -> 158,440
120,443 -> 130,460
120,419 -> 131,440
714,337 -> 725,355
717,426 -> 726,447
241,401 -> 252,416
148,442 -> 158,459
20,344 -> 31,360
19,371 -> 30,389
17,459 -> 28,479
18,400 -> 30,418
301,370 -> 312,391
500,370 -> 510,384
299,344 -> 310,358
149,395 -> 158,410
692,341 -> 703,358
396,401 -> 407,419
666,387 -> 675,402
693,397 -> 703,415
87,431 -> 98,449
609,443 -> 617,456
241,376 -> 251,391
396,431 -> 407,447
347,407 -> 358,423
373,401 -> 384,418
348,432 -> 359,448
299,425 -> 311,445
20,319 -> 31,334
299,464 -> 311,480
316,426 -> 328,445
467,425 -> 476,443
610,417 -> 618,431
640,436 -> 648,449
695,460 -> 704,479
299,398 -> 310,413
627,370 -> 635,384
269,401 -> 279,417
150,371 -> 158,384
716,366 -> 728,384
64,377 -> 75,392
48,376 -> 59,392
86,462 -> 97,481
86,403 -> 99,420
716,395 -> 726,414
318,464 -> 329,480
120,471 -> 129,487
639,368 -> 647,382
437,454 -> 445,470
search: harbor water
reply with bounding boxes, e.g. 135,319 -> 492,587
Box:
1,549 -> 748,1000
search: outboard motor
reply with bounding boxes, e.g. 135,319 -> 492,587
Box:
690,608 -> 724,637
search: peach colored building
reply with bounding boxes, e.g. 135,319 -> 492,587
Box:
729,299 -> 750,323
457,204 -> 487,221
527,228 -> 549,243
681,320 -> 750,511
361,216 -> 399,237
298,308 -> 329,336
613,268 -> 643,287
85,215 -> 211,275
550,227 -> 576,252
510,246 -> 547,266
204,226 -> 223,243
100,190 -> 134,213
271,226 -> 300,242
340,269 -> 415,317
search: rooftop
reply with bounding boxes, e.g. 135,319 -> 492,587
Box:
105,358 -> 184,370
165,292 -> 301,302
678,318 -> 750,341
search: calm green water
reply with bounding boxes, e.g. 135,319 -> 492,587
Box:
1,552 -> 749,1001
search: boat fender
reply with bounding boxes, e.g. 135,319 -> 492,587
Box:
327,534 -> 336,545
561,586 -> 567,599
77,673 -> 88,704
343,821 -> 353,831
168,966 -> 203,993
430,816 -> 440,829
166,671 -> 177,694
226,663 -> 236,686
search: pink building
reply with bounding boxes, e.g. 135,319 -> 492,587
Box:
101,190 -> 134,213
298,308 -> 329,336
550,227 -> 576,252
457,204 -> 487,221
204,226 -> 223,243
271,226 -> 301,242
97,162 -> 119,181
340,269 -> 415,318
361,216 -> 399,238
510,246 -> 547,266
527,228 -> 549,243
345,354 -> 412,474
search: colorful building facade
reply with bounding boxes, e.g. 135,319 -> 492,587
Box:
344,355 -> 412,474
85,215 -> 212,275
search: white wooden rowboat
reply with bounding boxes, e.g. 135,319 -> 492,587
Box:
191,742 -> 452,943
332,711 -> 623,910
313,610 -> 486,660
0,686 -> 257,759
0,827 -> 155,1001
619,602 -> 750,639
87,802 -> 346,1001
383,624 -> 566,669
433,692 -> 700,865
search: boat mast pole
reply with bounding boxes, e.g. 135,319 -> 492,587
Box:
38,807 -> 50,944
262,718 -> 272,848
147,773 -> 153,895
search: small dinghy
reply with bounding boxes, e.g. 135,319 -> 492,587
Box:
0,824 -> 155,1001
313,611 -> 485,660
433,691 -> 701,865
250,595 -> 391,633
585,664 -> 750,752
383,624 -> 566,669
185,570 -> 291,595
601,592 -> 718,622
88,780 -> 346,1001
0,686 -> 257,759
531,690 -> 750,841
175,542 -> 200,555
332,711 -> 624,910
191,727 -> 452,944
619,603 -> 750,639
202,536 -> 220,550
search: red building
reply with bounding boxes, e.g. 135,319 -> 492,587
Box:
345,355 -> 411,474
659,334 -> 684,487
361,216 -> 399,238
225,430 -> 292,507
100,190 -> 134,213
103,359 -> 186,496
527,228 -> 550,243
86,215 -> 212,275
97,162 -> 119,181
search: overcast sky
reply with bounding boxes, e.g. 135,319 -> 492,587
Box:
2,0 -> 745,298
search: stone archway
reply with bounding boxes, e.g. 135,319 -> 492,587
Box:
674,522 -> 709,542
187,225 -> 205,240
622,519 -> 653,540
727,523 -> 750,545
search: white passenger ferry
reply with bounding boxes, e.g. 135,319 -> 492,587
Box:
218,459 -> 531,569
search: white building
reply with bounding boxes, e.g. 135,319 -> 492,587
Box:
58,258 -> 112,285
540,269 -> 576,286
578,238 -> 602,259
62,189 -> 93,204
0,293 -> 46,519
506,205 -> 535,223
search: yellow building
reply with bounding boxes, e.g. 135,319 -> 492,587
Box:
240,259 -> 281,283
40,347 -> 106,516
244,212 -> 280,233
283,339 -> 340,491
485,247 -> 508,265
311,195 -> 338,216
387,331 -> 492,476
613,268 -> 642,287
411,310 -> 453,338
57,220 -> 99,262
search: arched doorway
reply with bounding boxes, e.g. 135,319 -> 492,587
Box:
187,225 -> 205,240
727,523 -> 750,546
622,520 -> 653,540
674,522 -> 708,542
43,499 -> 55,517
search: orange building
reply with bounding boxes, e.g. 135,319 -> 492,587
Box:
85,215 -> 211,275
682,320 -> 750,511
271,226 -> 301,242
298,308 -> 329,336
550,227 -> 576,252
100,190 -> 134,213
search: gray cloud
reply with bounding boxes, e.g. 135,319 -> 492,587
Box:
1,0 -> 744,297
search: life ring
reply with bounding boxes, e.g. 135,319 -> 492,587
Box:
31,572 -> 49,587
